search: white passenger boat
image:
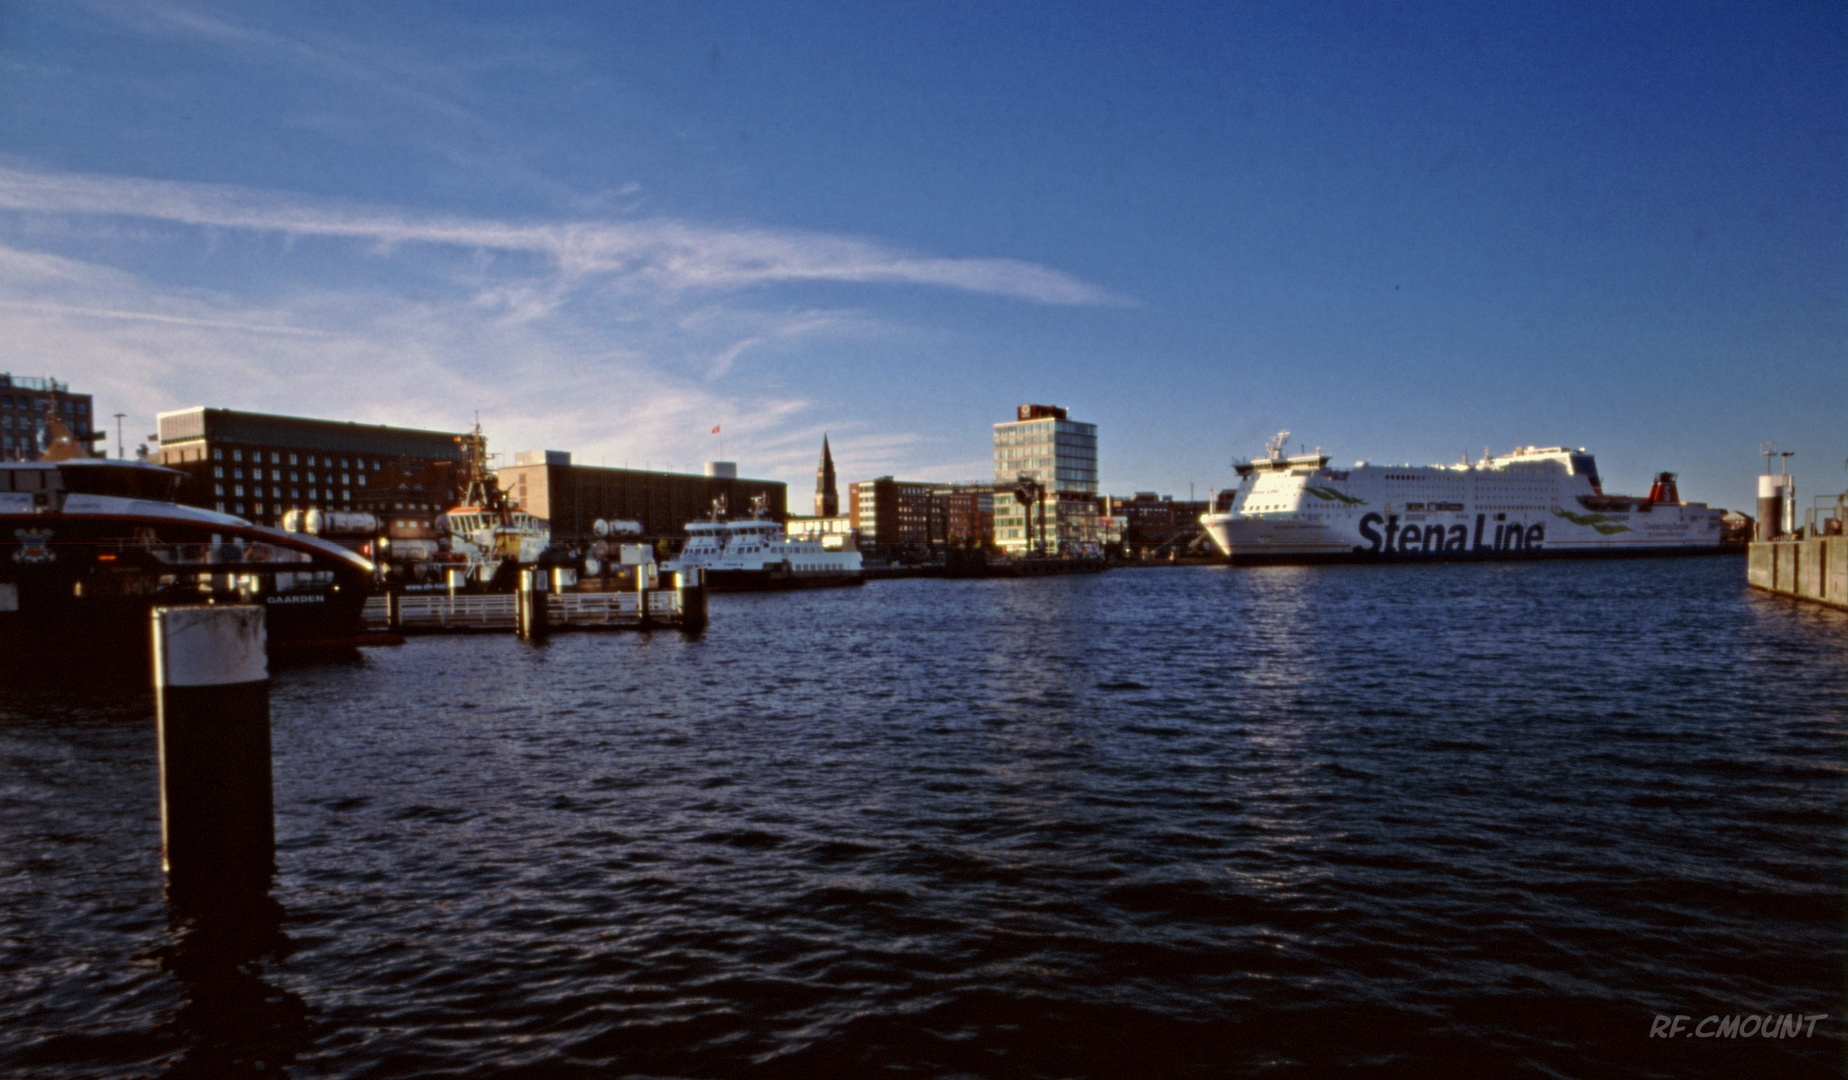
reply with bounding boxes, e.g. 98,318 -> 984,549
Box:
1201,432 -> 1728,564
663,497 -> 864,591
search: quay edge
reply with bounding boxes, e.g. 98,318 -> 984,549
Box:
1747,537 -> 1848,611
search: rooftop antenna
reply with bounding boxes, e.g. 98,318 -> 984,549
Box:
1761,441 -> 1779,474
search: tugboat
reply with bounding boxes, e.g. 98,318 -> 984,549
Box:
664,495 -> 864,591
430,421 -> 549,588
0,413 -> 376,666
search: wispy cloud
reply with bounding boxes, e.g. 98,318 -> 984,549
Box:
0,166 -> 1129,306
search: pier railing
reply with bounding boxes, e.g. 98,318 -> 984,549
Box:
363,581 -> 698,632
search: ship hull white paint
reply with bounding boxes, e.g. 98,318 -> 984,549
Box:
1201,440 -> 1732,565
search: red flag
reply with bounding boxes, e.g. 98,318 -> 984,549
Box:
711,425 -> 721,434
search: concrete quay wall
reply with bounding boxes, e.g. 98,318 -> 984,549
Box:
1748,537 -> 1848,611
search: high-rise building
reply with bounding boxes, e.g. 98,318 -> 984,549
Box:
815,435 -> 839,516
992,403 -> 1099,555
0,375 -> 98,461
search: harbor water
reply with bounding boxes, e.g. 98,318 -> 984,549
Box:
2,556 -> 1843,1078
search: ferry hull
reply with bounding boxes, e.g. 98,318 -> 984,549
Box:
0,511 -> 373,667
1201,514 -> 1731,565
705,568 -> 866,592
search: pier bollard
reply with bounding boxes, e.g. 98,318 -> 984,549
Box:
676,568 -> 708,633
385,587 -> 401,632
636,567 -> 653,629
517,568 -> 549,640
152,605 -> 274,904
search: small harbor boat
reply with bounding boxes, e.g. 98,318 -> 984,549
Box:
430,421 -> 550,588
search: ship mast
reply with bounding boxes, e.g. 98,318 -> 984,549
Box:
454,418 -> 513,523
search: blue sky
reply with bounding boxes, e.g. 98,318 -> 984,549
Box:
0,1 -> 1840,511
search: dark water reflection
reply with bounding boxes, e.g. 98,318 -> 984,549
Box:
1,557 -> 1842,1078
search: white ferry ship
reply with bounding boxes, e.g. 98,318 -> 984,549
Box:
1201,432 -> 1728,564
663,497 -> 864,591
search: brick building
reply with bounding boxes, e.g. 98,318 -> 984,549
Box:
154,407 -> 467,527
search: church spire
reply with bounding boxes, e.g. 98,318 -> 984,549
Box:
815,434 -> 839,516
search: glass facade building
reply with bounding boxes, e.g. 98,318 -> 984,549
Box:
992,404 -> 1099,555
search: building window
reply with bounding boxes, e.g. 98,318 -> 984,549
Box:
235,502 -> 245,514
233,450 -> 243,462
233,468 -> 243,480
234,485 -> 244,497
270,452 -> 280,464
215,484 -> 224,496
289,454 -> 298,465
214,448 -> 223,460
215,501 -> 225,512
307,471 -> 316,483
254,502 -> 264,514
291,487 -> 300,498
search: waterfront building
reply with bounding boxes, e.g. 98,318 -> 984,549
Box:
0,374 -> 98,461
932,482 -> 996,548
1104,492 -> 1210,555
993,403 -> 1099,555
154,407 -> 466,527
815,435 -> 839,517
495,455 -> 786,548
850,476 -> 938,556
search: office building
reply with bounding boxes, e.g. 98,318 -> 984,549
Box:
849,476 -> 938,555
992,403 -> 1099,555
932,482 -> 996,548
154,407 -> 467,527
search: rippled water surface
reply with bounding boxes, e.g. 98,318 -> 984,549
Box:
3,557 -> 1843,1078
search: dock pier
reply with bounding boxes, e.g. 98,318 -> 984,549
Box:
365,569 -> 708,633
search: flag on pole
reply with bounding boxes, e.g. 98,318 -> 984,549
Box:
712,425 -> 721,434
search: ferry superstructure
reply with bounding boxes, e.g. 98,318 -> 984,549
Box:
1200,432 -> 1727,564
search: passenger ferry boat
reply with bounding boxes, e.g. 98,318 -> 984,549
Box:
663,496 -> 864,591
0,418 -> 375,663
1201,432 -> 1728,564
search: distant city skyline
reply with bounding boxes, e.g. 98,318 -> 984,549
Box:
1,2 -> 1840,513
